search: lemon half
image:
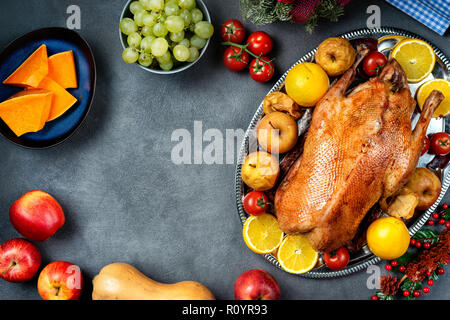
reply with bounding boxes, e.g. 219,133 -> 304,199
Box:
391,38 -> 435,83
417,79 -> 450,117
242,213 -> 284,255
276,234 -> 319,274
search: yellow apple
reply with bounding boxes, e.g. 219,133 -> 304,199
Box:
241,151 -> 280,191
257,112 -> 298,154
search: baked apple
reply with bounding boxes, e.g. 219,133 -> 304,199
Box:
241,152 -> 280,191
257,112 -> 298,154
263,92 -> 302,119
315,37 -> 356,77
404,168 -> 441,210
384,188 -> 419,220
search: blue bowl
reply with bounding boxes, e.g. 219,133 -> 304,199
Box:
0,27 -> 96,148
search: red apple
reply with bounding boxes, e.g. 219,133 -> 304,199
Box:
234,269 -> 281,300
9,190 -> 65,241
37,261 -> 83,300
0,238 -> 41,282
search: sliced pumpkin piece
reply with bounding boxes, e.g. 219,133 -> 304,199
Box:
36,76 -> 77,121
47,50 -> 77,89
0,90 -> 53,136
3,44 -> 49,88
9,89 -> 54,129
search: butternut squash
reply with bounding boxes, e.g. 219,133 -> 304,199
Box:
3,44 -> 48,88
47,51 -> 78,89
35,76 -> 77,121
0,89 -> 53,136
92,263 -> 215,300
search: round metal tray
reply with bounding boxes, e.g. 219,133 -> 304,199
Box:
235,27 -> 450,278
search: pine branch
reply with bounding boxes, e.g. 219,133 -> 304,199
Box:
305,0 -> 345,34
316,0 -> 345,22
240,0 -> 279,25
240,0 -> 346,31
275,2 -> 295,22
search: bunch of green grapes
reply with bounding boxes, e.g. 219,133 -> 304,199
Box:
120,0 -> 214,71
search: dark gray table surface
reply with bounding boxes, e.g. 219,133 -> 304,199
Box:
0,0 -> 449,300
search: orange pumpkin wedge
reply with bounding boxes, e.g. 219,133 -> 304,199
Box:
3,44 -> 49,88
9,89 -> 53,129
35,76 -> 77,121
0,90 -> 53,136
47,50 -> 77,89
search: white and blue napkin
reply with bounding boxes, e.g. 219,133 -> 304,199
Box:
386,0 -> 450,35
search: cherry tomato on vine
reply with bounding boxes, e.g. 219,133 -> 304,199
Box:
323,247 -> 350,270
223,46 -> 249,71
243,191 -> 270,216
249,57 -> 274,82
362,51 -> 388,77
220,19 -> 246,43
421,136 -> 430,156
430,132 -> 450,156
246,31 -> 273,56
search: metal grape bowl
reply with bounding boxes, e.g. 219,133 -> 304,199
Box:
235,27 -> 450,278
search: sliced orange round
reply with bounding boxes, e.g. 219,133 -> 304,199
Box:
416,79 -> 450,117
378,35 -> 407,52
242,213 -> 284,254
378,35 -> 407,43
391,38 -> 435,83
276,234 -> 319,274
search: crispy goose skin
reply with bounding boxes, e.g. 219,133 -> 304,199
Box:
275,59 -> 444,252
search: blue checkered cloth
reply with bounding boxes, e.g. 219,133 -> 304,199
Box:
386,0 -> 450,35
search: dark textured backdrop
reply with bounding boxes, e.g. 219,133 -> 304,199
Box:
0,0 -> 449,300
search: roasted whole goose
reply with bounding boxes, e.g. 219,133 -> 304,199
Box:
275,57 -> 444,252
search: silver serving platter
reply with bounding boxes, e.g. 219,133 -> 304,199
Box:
235,27 -> 450,278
